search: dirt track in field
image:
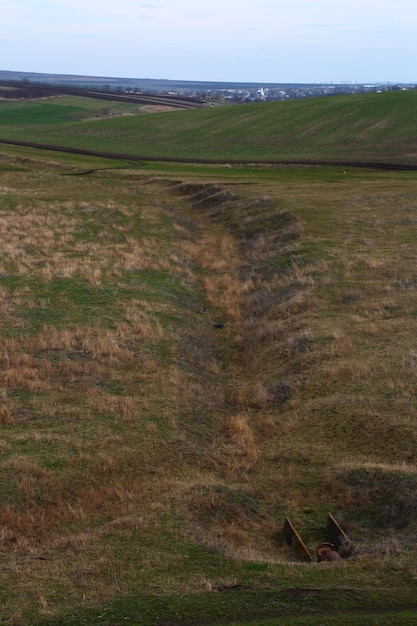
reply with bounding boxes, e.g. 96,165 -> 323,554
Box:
0,83 -> 206,108
2,137 -> 417,171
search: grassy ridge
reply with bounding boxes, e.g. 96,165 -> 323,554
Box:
0,95 -> 143,125
1,90 -> 417,163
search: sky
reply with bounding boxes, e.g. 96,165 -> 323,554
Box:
2,0 -> 417,84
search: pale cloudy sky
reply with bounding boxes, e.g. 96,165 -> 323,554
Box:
2,0 -> 416,83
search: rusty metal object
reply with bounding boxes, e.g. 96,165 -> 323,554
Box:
283,513 -> 353,564
316,542 -> 342,562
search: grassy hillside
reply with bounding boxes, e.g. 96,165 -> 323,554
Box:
1,92 -> 417,624
1,90 -> 417,164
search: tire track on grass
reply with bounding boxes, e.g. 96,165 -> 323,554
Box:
2,137 -> 417,171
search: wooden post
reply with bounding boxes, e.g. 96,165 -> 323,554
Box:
327,513 -> 353,556
284,517 -> 311,562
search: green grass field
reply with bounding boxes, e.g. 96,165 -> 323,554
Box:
1,91 -> 417,624
1,89 -> 417,163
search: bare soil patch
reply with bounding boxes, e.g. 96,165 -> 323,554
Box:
141,104 -> 187,113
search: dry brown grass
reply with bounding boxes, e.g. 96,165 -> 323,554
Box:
184,230 -> 244,324
222,413 -> 260,469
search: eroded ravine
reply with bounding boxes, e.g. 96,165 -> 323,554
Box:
153,178 -> 319,560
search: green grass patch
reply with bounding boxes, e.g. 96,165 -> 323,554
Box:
34,587 -> 417,626
1,90 -> 417,165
